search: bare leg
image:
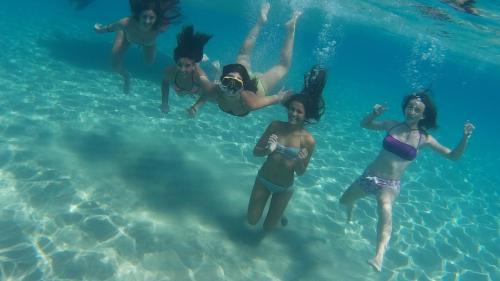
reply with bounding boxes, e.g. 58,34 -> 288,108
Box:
263,191 -> 293,232
112,30 -> 131,94
259,11 -> 301,95
143,44 -> 156,65
247,180 -> 271,225
236,2 -> 270,72
368,190 -> 397,272
339,181 -> 368,223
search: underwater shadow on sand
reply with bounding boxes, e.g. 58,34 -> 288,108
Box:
60,126 -> 267,246
59,122 -> 321,277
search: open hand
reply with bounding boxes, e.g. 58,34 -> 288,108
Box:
297,147 -> 308,160
277,89 -> 293,104
94,23 -> 108,33
372,103 -> 388,116
266,134 -> 279,153
463,121 -> 475,138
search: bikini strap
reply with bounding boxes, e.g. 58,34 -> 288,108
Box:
416,129 -> 424,149
388,123 -> 424,149
388,123 -> 421,134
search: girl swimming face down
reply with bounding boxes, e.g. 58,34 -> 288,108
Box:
220,72 -> 244,96
138,9 -> 157,30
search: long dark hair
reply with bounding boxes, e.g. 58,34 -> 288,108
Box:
220,64 -> 258,93
129,0 -> 181,31
283,65 -> 327,124
401,89 -> 438,131
174,25 -> 212,63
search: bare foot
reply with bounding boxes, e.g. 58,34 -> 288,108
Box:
286,11 -> 302,31
259,2 -> 271,24
186,106 -> 197,118
159,103 -> 169,113
368,257 -> 382,272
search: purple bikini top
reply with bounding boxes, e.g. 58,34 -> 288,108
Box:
382,124 -> 423,161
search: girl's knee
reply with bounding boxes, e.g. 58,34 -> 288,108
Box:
339,190 -> 357,205
247,216 -> 259,226
247,208 -> 262,225
274,65 -> 289,77
339,194 -> 349,205
279,61 -> 291,72
378,201 -> 392,213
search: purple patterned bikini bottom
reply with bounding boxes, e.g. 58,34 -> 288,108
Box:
356,170 -> 401,196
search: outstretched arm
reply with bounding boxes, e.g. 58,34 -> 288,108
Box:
426,121 -> 475,161
159,67 -> 176,113
197,75 -> 218,99
186,95 -> 208,117
361,103 -> 397,131
186,65 -> 212,117
242,89 -> 291,111
160,76 -> 170,113
94,18 -> 128,33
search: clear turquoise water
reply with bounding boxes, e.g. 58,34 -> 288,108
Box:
0,0 -> 498,280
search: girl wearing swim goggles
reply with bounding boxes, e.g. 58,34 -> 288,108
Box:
199,2 -> 300,116
220,75 -> 244,93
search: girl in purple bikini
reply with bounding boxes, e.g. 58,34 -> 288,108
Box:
339,91 -> 475,272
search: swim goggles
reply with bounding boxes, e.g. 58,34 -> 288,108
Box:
220,76 -> 244,92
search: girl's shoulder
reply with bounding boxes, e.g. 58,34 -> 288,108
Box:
301,129 -> 315,146
420,132 -> 433,145
120,17 -> 131,26
384,120 -> 402,131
